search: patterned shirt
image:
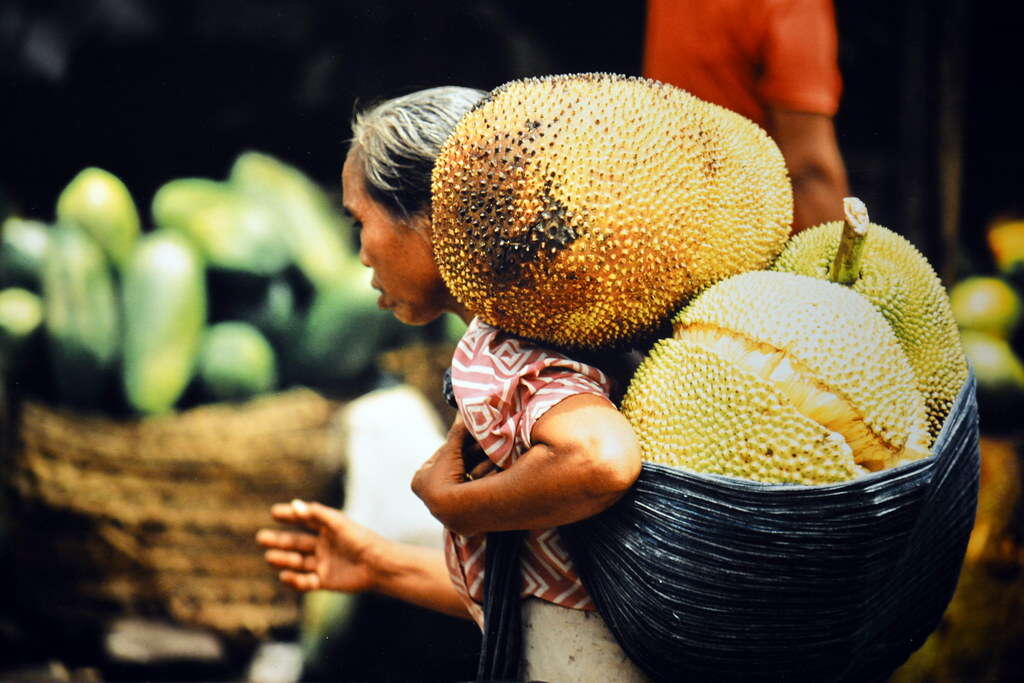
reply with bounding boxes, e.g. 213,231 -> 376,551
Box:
445,318 -> 614,626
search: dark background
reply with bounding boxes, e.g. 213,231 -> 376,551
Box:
2,0 -> 1020,284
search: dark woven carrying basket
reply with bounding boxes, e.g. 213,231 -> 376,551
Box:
555,373 -> 980,683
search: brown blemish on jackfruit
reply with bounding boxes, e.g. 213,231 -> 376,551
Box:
487,189 -> 577,285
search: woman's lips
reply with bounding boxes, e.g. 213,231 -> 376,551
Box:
372,285 -> 391,309
370,279 -> 392,309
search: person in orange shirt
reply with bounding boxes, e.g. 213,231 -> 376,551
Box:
644,0 -> 849,233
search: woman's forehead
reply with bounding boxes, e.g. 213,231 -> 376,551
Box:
341,152 -> 367,205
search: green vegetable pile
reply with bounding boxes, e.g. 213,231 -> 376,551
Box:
0,153 -> 440,415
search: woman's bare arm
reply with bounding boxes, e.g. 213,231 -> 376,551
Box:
412,394 -> 641,536
766,107 -> 849,233
257,500 -> 470,619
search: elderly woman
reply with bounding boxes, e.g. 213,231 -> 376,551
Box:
257,86 -> 647,682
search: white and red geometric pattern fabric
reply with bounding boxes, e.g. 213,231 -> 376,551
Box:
444,318 -> 614,626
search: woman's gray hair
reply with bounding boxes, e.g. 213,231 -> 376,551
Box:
350,85 -> 487,219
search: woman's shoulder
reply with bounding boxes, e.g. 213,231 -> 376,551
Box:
454,317 -> 578,371
450,318 -> 616,464
453,318 -> 642,407
451,318 -> 612,400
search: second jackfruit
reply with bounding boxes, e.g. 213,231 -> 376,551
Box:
622,271 -> 931,485
772,221 -> 968,440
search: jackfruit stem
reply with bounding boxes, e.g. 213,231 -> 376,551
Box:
830,197 -> 869,285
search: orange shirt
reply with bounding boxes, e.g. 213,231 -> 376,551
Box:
643,0 -> 842,127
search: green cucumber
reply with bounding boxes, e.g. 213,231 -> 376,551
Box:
152,178 -> 290,276
151,177 -> 226,229
229,152 -> 355,289
222,274 -> 296,342
285,259 -> 408,393
56,167 -> 140,267
197,321 -> 278,402
122,230 -> 206,414
0,217 -> 50,289
0,287 -> 44,373
443,313 -> 468,344
42,224 -> 120,407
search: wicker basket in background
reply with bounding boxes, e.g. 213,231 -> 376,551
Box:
7,388 -> 342,639
378,342 -> 458,425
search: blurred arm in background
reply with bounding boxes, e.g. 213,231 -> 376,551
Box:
644,0 -> 849,233
767,107 -> 848,233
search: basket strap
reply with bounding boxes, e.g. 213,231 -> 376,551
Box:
476,529 -> 526,682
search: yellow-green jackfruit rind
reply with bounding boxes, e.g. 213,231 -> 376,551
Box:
431,73 -> 793,350
959,329 -> 1024,391
622,337 -> 863,485
675,271 -> 929,454
772,222 -> 968,439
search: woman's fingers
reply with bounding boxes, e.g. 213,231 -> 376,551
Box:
279,570 -> 321,592
304,501 -> 343,527
270,499 -> 323,528
263,549 -> 302,569
270,502 -> 299,523
468,458 -> 497,480
263,548 -> 317,571
447,413 -> 466,437
256,528 -> 317,553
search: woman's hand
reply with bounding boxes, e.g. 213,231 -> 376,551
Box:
256,499 -> 380,593
256,499 -> 473,619
412,416 -> 495,521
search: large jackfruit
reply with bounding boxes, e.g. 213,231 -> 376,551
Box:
772,221 -> 968,440
431,73 -> 793,350
622,271 -> 931,485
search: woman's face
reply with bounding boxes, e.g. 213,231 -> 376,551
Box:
342,150 -> 455,326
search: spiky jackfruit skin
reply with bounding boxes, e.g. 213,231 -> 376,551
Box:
625,338 -> 863,484
430,73 -> 793,350
772,222 -> 968,441
622,272 -> 931,485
